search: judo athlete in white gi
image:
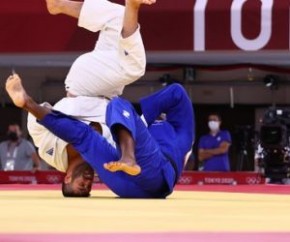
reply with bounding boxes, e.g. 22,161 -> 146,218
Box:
6,74 -> 194,198
27,0 -> 154,195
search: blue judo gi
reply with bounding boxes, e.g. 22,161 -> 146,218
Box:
40,84 -> 194,198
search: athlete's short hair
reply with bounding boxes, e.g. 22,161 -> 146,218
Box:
61,182 -> 90,197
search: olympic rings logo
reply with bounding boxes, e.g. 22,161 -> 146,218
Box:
178,176 -> 193,185
245,176 -> 261,184
47,175 -> 60,184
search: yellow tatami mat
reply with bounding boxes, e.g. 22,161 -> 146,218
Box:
1,186 -> 290,234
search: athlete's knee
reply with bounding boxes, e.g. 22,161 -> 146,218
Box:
168,83 -> 188,100
168,83 -> 185,92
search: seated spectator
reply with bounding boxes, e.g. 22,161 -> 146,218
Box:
0,123 -> 41,171
198,113 -> 231,171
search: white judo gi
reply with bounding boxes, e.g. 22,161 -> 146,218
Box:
27,0 -> 146,172
65,0 -> 146,97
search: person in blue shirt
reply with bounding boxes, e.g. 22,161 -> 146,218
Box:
198,113 -> 231,171
6,73 -> 194,198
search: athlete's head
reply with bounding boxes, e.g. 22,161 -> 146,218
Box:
62,162 -> 94,197
61,122 -> 102,197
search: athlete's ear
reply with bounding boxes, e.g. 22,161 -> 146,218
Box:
64,174 -> 72,184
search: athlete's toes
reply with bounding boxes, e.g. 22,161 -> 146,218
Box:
104,162 -> 120,171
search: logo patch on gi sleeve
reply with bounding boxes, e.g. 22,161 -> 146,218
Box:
122,110 -> 130,118
46,148 -> 54,156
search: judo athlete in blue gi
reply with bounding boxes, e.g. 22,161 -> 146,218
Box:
6,74 -> 194,198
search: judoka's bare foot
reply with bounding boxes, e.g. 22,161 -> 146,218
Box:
104,158 -> 141,176
127,0 -> 156,8
46,0 -> 63,15
6,74 -> 29,108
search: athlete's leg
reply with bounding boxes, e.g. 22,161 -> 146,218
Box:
63,0 -> 156,97
118,0 -> 158,85
104,125 -> 141,176
122,0 -> 156,38
46,0 -> 82,18
105,97 -> 169,194
140,84 -> 195,154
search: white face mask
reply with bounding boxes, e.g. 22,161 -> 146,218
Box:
208,121 -> 220,131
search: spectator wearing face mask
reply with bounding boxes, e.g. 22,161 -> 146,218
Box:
197,113 -> 231,171
0,123 -> 41,171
